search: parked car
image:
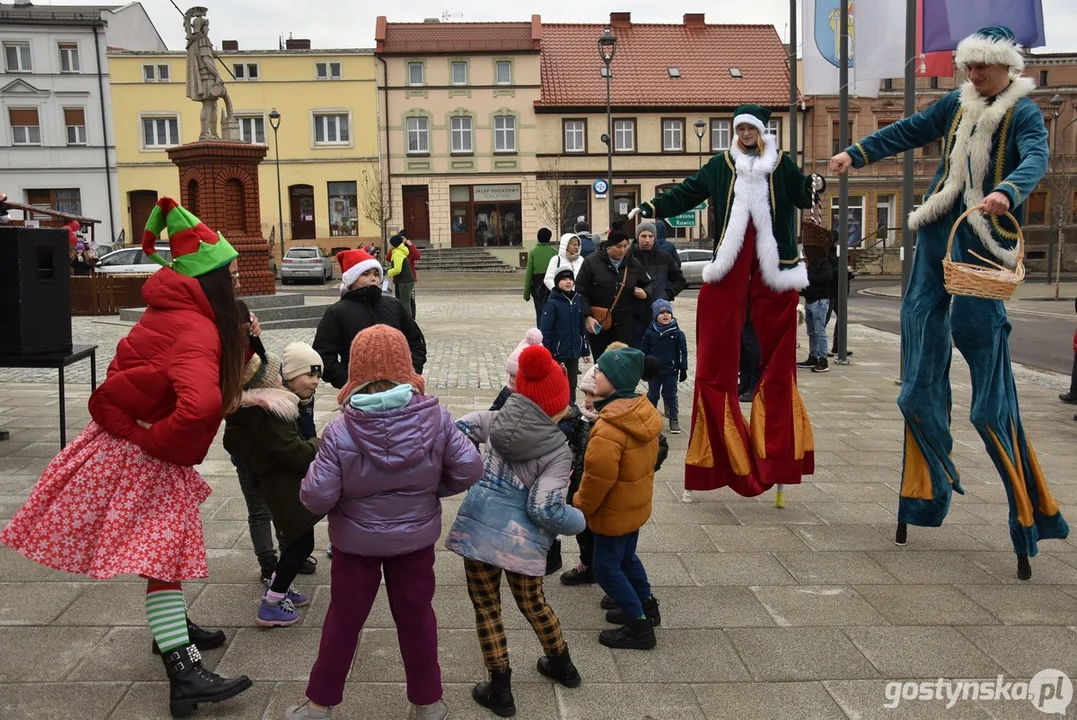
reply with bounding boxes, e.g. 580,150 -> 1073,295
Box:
95,245 -> 171,275
679,248 -> 714,287
281,246 -> 333,285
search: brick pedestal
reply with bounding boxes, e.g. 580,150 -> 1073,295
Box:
167,141 -> 275,296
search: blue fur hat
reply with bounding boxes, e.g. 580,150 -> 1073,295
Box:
652,299 -> 673,320
956,26 -> 1024,71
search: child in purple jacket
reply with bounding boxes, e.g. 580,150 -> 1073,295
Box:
285,325 -> 482,720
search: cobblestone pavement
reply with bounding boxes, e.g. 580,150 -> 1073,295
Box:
2,291 -> 1077,719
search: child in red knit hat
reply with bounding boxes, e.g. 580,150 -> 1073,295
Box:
446,344 -> 586,717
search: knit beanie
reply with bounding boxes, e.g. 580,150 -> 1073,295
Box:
141,197 -> 237,277
243,352 -> 283,390
537,228 -> 553,244
506,328 -> 543,376
337,324 -> 425,404
515,345 -> 569,418
390,234 -> 404,248
652,298 -> 673,320
579,364 -> 598,395
554,267 -> 575,286
636,221 -> 657,239
282,342 -> 323,381
597,347 -> 645,394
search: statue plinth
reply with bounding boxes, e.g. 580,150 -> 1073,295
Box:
167,141 -> 275,296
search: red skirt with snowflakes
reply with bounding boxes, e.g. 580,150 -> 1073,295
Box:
0,422 -> 212,581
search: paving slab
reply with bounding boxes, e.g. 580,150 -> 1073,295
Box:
843,626 -> 1004,679
726,627 -> 880,682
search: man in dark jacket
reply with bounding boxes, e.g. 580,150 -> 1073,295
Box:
631,221 -> 686,348
314,249 -> 426,388
654,220 -> 681,267
574,230 -> 652,359
800,244 -> 837,373
573,220 -> 599,258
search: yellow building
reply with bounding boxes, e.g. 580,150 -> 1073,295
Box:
109,41 -> 379,260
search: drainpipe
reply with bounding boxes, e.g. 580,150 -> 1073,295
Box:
377,55 -> 392,258
92,25 -> 117,243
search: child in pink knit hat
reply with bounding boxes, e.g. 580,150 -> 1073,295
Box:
490,328 -> 543,410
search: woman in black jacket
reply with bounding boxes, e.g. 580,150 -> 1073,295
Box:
574,231 -> 653,359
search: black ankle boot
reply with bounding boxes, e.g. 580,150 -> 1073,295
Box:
537,646 -> 581,688
559,564 -> 594,586
472,668 -> 515,717
606,596 -> 661,627
895,522 -> 907,546
161,644 -> 252,718
1017,553 -> 1032,581
151,616 -> 227,655
545,539 -> 563,576
599,617 -> 657,650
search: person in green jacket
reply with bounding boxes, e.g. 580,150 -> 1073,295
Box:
524,228 -> 558,324
629,104 -> 825,507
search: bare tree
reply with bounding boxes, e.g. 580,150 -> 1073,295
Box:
535,156 -> 577,235
1046,152 -> 1077,298
358,164 -> 390,249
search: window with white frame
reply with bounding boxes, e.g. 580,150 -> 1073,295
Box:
143,64 -> 170,82
494,115 -> 516,152
663,119 -> 684,152
766,118 -> 781,147
313,113 -> 350,144
9,108 -> 40,145
238,116 -> 265,144
315,61 -> 342,80
232,63 -> 259,81
451,61 -> 468,86
64,107 -> 87,145
407,62 -> 424,86
450,116 -> 473,153
564,120 -> 585,153
495,60 -> 512,85
4,42 -> 32,73
614,119 -> 635,152
142,115 -> 180,148
711,119 -> 730,151
406,116 -> 429,153
59,43 -> 80,73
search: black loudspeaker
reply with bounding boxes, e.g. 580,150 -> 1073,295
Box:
0,226 -> 73,355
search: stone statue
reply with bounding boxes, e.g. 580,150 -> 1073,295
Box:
184,6 -> 238,141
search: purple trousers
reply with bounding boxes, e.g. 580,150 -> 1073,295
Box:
305,545 -> 442,707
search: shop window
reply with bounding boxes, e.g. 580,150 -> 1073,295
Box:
831,195 -> 865,247
472,184 -> 522,247
560,186 -> 589,235
327,181 -> 358,236
1027,191 -> 1047,225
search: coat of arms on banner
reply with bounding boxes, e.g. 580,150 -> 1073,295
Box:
814,0 -> 856,68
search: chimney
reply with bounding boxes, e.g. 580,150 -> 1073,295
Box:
285,38 -> 311,50
683,13 -> 705,28
222,40 -> 239,51
609,12 -> 631,28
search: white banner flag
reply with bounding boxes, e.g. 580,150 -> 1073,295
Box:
803,0 -> 907,98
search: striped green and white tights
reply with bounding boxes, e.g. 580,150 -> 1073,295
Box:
145,580 -> 190,653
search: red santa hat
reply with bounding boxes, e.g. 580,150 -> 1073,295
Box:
337,249 -> 382,290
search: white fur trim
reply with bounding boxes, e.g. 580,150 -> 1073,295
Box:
703,136 -> 805,291
956,35 -> 1024,71
341,258 -> 382,291
239,387 -> 300,420
908,76 -> 1034,267
733,114 -> 766,134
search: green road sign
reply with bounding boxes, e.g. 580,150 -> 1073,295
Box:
666,212 -> 697,228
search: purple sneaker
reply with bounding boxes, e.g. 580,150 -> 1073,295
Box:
256,597 -> 299,627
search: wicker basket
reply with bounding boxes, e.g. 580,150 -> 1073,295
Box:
801,218 -> 833,249
943,204 -> 1025,300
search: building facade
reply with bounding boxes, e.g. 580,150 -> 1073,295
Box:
0,1 -> 165,244
374,16 -> 543,264
110,40 -> 379,260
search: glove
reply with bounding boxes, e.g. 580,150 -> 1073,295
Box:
811,174 -> 827,193
627,207 -> 642,221
679,370 -> 688,383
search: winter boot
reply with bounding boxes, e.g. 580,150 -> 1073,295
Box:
256,596 -> 300,627
545,539 -> 563,576
1017,553 -> 1032,581
536,646 -> 581,688
895,522 -> 907,546
559,563 -> 594,586
599,617 -> 657,650
797,356 -> 819,369
605,596 -> 661,627
151,615 -> 226,655
407,699 -> 449,720
472,668 -> 515,717
161,643 -> 252,718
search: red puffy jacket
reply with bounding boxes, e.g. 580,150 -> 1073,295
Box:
88,269 -> 225,467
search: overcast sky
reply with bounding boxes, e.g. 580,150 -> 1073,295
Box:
58,0 -> 1077,53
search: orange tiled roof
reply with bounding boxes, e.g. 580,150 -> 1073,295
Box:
376,16 -> 541,55
538,22 -> 789,109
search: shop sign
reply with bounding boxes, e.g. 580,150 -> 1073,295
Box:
472,184 -> 521,202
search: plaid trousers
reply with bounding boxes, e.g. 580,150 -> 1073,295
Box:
463,559 -> 566,672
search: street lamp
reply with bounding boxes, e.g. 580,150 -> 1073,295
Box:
599,27 -> 617,231
1048,94 -> 1064,286
694,119 -> 707,242
268,108 -> 284,279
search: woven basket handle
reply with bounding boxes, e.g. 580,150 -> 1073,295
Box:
945,203 -> 1025,269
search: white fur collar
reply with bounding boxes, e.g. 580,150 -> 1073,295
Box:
239,387 -> 300,420
729,135 -> 779,177
908,76 -> 1035,267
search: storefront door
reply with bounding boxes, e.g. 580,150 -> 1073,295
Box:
612,187 -> 639,237
402,185 -> 430,244
289,185 -> 316,240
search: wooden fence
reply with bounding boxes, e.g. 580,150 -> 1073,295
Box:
70,273 -> 151,316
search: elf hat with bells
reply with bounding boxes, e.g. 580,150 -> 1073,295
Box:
141,197 -> 238,278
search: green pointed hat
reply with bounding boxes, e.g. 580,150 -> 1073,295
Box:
141,197 -> 238,278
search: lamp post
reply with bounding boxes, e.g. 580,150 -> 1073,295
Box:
268,108 -> 284,278
598,27 -> 617,231
694,118 -> 706,241
1047,94 -> 1064,286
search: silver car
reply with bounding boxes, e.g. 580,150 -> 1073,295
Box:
281,246 -> 333,285
95,245 -> 171,274
678,248 -> 714,287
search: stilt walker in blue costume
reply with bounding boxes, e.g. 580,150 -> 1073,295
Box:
831,26 -> 1068,581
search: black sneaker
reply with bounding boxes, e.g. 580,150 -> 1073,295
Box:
797,356 -> 819,368
599,618 -> 656,650
297,556 -> 317,575
1060,393 -> 1077,404
559,564 -> 595,586
812,358 -> 830,373
669,419 -> 681,434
